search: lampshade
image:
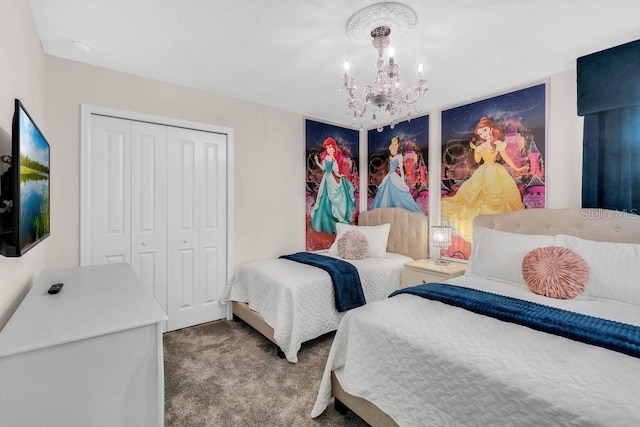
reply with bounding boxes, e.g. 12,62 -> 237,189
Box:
430,225 -> 452,248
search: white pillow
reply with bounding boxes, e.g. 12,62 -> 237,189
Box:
328,223 -> 391,258
467,227 -> 554,284
554,234 -> 640,305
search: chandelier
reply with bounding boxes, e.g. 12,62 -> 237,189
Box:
340,3 -> 428,131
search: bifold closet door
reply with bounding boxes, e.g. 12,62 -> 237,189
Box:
87,113 -> 228,331
88,116 -> 168,314
167,127 -> 228,331
130,121 -> 168,314
88,116 -> 131,265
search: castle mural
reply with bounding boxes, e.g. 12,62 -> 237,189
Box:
440,83 -> 547,260
305,119 -> 360,251
367,115 -> 429,216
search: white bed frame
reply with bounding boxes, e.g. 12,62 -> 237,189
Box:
331,207 -> 640,426
232,207 -> 428,355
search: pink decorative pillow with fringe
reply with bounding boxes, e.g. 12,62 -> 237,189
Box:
522,246 -> 589,299
337,230 -> 369,260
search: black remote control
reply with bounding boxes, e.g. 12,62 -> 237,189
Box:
47,283 -> 63,294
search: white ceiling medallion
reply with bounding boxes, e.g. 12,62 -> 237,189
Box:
346,2 -> 418,46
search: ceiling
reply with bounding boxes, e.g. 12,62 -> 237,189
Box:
27,0 -> 640,130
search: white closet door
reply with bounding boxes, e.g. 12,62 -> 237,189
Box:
88,117 -> 169,314
89,116 -> 131,265
84,108 -> 230,332
130,121 -> 168,313
167,127 -> 227,331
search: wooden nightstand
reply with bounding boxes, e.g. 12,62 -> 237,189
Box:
402,259 -> 466,287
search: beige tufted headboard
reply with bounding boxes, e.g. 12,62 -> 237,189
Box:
473,208 -> 640,243
358,207 -> 428,260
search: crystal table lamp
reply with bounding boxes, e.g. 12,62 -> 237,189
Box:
430,225 -> 452,265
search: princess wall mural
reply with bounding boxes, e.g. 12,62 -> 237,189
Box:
367,115 -> 429,216
440,83 -> 547,260
305,119 -> 359,251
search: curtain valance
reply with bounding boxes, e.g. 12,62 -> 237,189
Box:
577,39 -> 640,116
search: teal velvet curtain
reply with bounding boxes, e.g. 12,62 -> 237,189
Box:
578,39 -> 640,212
582,106 -> 640,212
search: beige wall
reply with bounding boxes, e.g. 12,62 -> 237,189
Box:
0,0 -> 48,329
0,0 -> 583,331
547,71 -> 583,207
44,56 -> 306,270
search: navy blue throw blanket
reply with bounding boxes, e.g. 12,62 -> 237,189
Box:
280,252 -> 365,312
390,283 -> 640,359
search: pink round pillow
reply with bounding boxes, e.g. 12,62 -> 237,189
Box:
337,230 -> 369,260
522,246 -> 589,299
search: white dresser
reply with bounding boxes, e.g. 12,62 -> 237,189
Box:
0,263 -> 168,427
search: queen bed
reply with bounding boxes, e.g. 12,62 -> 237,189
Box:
312,208 -> 640,426
221,207 -> 428,363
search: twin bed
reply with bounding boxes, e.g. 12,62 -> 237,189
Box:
222,207 -> 428,363
312,208 -> 640,426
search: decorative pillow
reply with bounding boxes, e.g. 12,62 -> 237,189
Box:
336,230 -> 369,260
522,246 -> 589,299
554,234 -> 640,305
466,227 -> 555,284
328,223 -> 391,258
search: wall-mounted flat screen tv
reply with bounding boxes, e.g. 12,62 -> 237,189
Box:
0,99 -> 50,257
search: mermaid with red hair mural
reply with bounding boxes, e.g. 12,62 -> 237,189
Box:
310,137 -> 356,234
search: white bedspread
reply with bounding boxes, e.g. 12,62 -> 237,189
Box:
312,275 -> 640,426
221,252 -> 411,363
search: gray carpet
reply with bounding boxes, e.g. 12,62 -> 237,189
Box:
164,319 -> 369,426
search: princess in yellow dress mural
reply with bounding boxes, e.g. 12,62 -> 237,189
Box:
441,117 -> 528,242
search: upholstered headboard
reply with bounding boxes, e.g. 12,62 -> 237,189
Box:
358,207 -> 428,260
474,208 -> 640,243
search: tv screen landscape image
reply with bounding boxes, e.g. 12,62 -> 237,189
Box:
16,100 -> 50,254
0,99 -> 50,257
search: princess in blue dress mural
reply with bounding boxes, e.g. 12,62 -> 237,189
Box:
310,137 -> 356,234
372,137 -> 422,213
